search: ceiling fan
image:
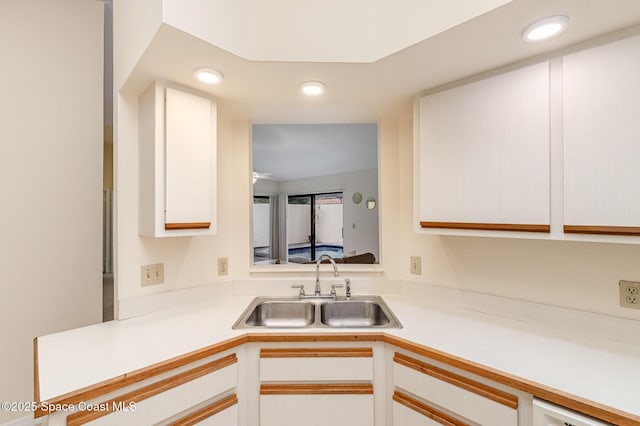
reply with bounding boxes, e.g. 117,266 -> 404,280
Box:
252,171 -> 277,183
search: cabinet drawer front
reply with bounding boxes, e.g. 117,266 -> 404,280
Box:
394,402 -> 460,426
260,394 -> 373,426
190,404 -> 237,426
260,347 -> 373,381
394,392 -> 469,426
168,394 -> 238,426
394,353 -> 517,426
69,355 -> 237,425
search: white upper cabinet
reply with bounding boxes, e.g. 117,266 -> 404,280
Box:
417,61 -> 551,233
139,81 -> 217,237
164,87 -> 214,229
563,35 -> 640,236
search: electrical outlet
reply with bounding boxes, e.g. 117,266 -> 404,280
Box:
141,263 -> 164,286
218,257 -> 229,276
410,256 -> 422,275
619,280 -> 640,309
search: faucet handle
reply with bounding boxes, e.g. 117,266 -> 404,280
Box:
291,284 -> 305,297
344,278 -> 351,299
330,283 -> 344,297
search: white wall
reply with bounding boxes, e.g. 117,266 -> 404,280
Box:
0,1 -> 104,422
340,169 -> 379,259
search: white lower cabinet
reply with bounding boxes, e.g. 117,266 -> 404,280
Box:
41,339 -> 626,426
392,351 -> 519,426
261,394 -> 373,426
258,346 -> 375,426
393,400 -> 450,426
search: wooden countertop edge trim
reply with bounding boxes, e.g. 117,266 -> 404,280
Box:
564,225 -> 640,236
167,393 -> 238,426
384,334 -> 640,426
394,352 -> 518,409
260,383 -> 373,395
165,222 -> 211,230
260,347 -> 373,358
393,391 -> 467,426
33,337 -> 40,404
420,222 -> 551,233
66,354 -> 237,426
34,332 -> 640,424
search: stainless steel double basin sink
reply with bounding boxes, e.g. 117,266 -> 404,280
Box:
232,295 -> 402,329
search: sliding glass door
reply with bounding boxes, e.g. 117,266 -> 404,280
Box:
287,192 -> 343,263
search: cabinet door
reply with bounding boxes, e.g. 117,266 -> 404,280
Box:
563,34 -> 640,236
138,81 -> 217,237
418,61 -> 550,233
165,87 -> 215,230
260,393 -> 373,426
393,353 -> 518,426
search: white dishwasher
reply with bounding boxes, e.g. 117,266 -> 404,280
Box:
533,399 -> 613,426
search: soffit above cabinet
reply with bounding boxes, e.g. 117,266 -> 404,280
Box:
120,0 -> 640,123
162,0 -> 512,63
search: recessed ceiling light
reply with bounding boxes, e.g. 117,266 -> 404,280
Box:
194,67 -> 223,85
522,15 -> 569,43
300,81 -> 326,96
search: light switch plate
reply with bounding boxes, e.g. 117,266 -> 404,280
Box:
141,263 -> 164,286
218,257 -> 229,276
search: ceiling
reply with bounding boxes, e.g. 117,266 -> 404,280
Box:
252,123 -> 378,180
121,0 -> 640,123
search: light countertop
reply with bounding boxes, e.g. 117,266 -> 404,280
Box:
36,287 -> 640,421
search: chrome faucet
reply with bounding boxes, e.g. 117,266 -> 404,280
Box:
315,254 -> 339,296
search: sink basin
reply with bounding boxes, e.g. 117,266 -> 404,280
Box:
233,295 -> 401,329
320,300 -> 390,327
243,300 -> 315,328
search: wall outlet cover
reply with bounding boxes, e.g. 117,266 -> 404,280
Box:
619,280 -> 640,309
